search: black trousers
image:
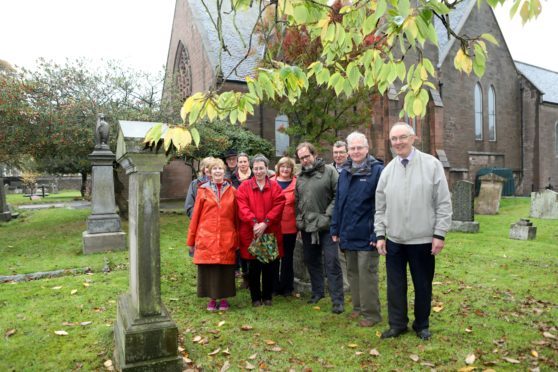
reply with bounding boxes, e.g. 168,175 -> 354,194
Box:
386,240 -> 435,331
248,259 -> 278,302
275,233 -> 297,295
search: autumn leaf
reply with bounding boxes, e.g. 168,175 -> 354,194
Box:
5,328 -> 16,338
271,346 -> 282,352
192,335 -> 202,343
369,348 -> 380,356
218,321 -> 226,327
70,289 -> 78,295
182,356 -> 192,364
465,327 -> 473,333
220,360 -> 231,372
83,282 -> 90,287
313,306 -> 320,310
208,329 -> 220,335
409,354 -> 420,362
531,350 -> 538,358
208,348 -> 221,356
348,343 -> 358,348
465,353 -> 476,365
245,361 -> 256,370
52,286 -> 62,290
265,340 -> 276,345
248,353 -> 257,360
543,331 -> 556,339
54,330 -> 69,336
355,351 -> 364,356
375,330 -> 382,338
222,348 -> 231,356
104,360 -> 113,368
458,367 -> 475,372
502,357 -> 520,364
80,321 -> 92,326
241,325 -> 253,331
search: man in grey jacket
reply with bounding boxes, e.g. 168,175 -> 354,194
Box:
296,142 -> 344,314
374,122 -> 452,340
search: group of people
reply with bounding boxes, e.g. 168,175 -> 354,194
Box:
186,122 -> 452,341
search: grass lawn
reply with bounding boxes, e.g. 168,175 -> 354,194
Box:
1,197 -> 557,371
6,190 -> 83,206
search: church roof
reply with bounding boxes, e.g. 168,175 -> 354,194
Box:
434,0 -> 476,68
188,0 -> 265,83
516,61 -> 558,104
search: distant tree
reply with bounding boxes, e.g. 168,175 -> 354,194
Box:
180,119 -> 274,177
0,58 -> 168,195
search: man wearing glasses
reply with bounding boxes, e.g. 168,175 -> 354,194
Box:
295,142 -> 345,314
331,141 -> 350,293
374,122 -> 452,340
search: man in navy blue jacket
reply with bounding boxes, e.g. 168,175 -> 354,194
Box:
331,131 -> 384,327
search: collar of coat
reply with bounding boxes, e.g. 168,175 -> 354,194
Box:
299,158 -> 326,177
199,180 -> 232,197
248,176 -> 272,190
341,155 -> 383,176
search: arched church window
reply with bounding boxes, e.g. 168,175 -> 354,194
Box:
174,41 -> 192,101
488,85 -> 496,141
474,83 -> 483,141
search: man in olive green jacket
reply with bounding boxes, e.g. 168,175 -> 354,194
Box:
295,142 -> 344,314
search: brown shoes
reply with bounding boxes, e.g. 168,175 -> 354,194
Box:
358,319 -> 378,328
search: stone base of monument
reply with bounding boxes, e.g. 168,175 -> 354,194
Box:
0,211 -> 12,222
82,231 -> 126,254
509,219 -> 537,240
450,220 -> 480,233
114,293 -> 182,372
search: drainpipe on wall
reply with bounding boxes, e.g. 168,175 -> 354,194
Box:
519,80 -> 525,191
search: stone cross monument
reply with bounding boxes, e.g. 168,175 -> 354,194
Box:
83,114 -> 126,254
0,175 -> 12,222
113,121 -> 181,371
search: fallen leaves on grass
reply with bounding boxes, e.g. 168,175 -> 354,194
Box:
104,359 -> 114,371
355,351 -> 364,356
543,331 -> 556,339
270,346 -> 282,352
245,361 -> 256,370
347,343 -> 358,348
313,306 -> 320,310
502,357 -> 520,364
5,328 -> 16,338
208,348 -> 221,356
531,350 -> 538,358
52,286 -> 62,290
70,289 -> 78,295
222,348 -> 231,356
465,353 -> 476,365
369,348 -> 380,356
217,320 -> 226,327
220,360 -> 231,372
54,330 -> 69,336
241,325 -> 253,331
465,326 -> 473,333
264,339 -> 276,345
458,367 -> 475,372
409,354 -> 420,362
248,353 -> 257,360
432,303 -> 444,313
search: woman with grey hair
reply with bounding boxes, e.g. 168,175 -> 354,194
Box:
237,154 -> 286,306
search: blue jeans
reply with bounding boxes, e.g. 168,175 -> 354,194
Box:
301,231 -> 344,305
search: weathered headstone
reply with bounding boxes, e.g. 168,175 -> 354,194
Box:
82,115 -> 126,254
530,189 -> 558,220
293,239 -> 311,293
113,121 -> 181,371
450,180 -> 480,233
475,173 -> 505,215
509,218 -> 537,240
0,177 -> 12,222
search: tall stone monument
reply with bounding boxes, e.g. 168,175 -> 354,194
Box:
530,189 -> 558,219
113,121 -> 181,371
0,176 -> 12,222
83,114 -> 126,254
450,180 -> 480,233
475,173 -> 505,215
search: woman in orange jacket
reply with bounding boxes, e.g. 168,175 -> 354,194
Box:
270,156 -> 298,296
237,154 -> 285,307
187,158 -> 238,311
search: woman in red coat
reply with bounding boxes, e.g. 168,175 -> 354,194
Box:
270,156 -> 297,296
187,158 -> 238,311
237,154 -> 285,307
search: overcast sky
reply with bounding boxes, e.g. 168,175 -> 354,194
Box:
0,0 -> 556,75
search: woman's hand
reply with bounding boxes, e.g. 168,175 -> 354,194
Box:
253,222 -> 268,238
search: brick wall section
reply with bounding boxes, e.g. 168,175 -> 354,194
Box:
438,3 -> 521,188
520,76 -> 539,193
539,104 -> 558,190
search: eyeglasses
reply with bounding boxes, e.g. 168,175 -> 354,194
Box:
390,135 -> 411,142
333,151 -> 347,155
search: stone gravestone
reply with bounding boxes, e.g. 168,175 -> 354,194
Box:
113,120 -> 181,371
475,173 -> 505,215
83,114 -> 126,254
450,180 -> 480,233
0,176 -> 12,222
530,189 -> 558,219
509,218 -> 537,240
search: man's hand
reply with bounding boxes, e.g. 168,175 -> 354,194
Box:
431,238 -> 445,255
376,240 -> 387,255
332,235 -> 338,242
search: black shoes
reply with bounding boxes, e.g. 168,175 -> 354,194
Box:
263,300 -> 273,306
416,328 -> 431,340
307,295 -> 324,304
380,328 -> 408,339
332,303 -> 344,314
